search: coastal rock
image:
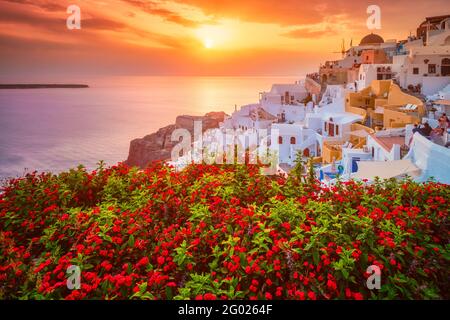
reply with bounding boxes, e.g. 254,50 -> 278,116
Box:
126,111 -> 227,168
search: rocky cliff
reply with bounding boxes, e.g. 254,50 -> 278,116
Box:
125,111 -> 227,168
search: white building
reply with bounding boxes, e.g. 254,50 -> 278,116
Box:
404,133 -> 450,183
260,83 -> 308,106
221,104 -> 276,131
357,64 -> 394,91
397,27 -> 450,95
318,85 -> 351,106
366,128 -> 407,162
271,123 -> 317,164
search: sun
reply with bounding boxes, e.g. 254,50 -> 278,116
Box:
203,38 -> 214,49
196,24 -> 231,50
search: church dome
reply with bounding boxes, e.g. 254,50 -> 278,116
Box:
359,33 -> 384,45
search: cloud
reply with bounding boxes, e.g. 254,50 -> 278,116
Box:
0,5 -> 65,31
0,0 -> 448,77
2,0 -> 66,12
122,0 -> 200,27
0,2 -> 190,49
282,28 -> 334,39
171,0 -> 351,26
172,0 -> 450,31
82,18 -> 128,31
0,4 -> 127,32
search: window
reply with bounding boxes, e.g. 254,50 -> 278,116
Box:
336,125 -> 339,135
328,123 -> 335,137
413,68 -> 419,75
290,137 -> 296,144
278,136 -> 283,144
428,64 -> 436,74
442,58 -> 450,76
324,122 -> 327,132
303,148 -> 310,157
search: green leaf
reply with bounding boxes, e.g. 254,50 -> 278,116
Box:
128,234 -> 135,248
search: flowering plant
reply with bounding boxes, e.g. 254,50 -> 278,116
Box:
0,162 -> 448,299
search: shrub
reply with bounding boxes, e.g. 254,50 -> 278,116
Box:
0,162 -> 448,299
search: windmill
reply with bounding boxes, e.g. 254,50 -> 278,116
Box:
332,39 -> 346,58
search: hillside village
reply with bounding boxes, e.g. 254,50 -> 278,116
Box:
170,14 -> 450,184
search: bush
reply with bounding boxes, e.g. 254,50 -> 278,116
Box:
0,162 -> 448,300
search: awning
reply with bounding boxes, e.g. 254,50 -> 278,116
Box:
434,99 -> 450,106
349,129 -> 370,138
352,159 -> 421,181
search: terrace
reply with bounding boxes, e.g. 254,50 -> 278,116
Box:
321,123 -> 374,163
346,80 -> 425,130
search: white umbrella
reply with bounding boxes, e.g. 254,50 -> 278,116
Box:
349,129 -> 370,138
353,159 -> 421,181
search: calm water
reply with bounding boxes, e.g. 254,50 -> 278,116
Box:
0,76 -> 300,179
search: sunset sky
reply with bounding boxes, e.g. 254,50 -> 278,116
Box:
0,0 -> 448,77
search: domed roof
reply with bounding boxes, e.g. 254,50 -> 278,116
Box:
359,33 -> 384,45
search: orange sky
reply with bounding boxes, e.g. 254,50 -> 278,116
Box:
0,0 -> 448,77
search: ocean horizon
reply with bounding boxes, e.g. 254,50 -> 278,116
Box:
0,75 -> 301,179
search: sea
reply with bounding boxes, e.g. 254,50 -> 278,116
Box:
0,76 -> 300,179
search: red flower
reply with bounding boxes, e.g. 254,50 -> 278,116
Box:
296,291 -> 305,300
281,222 -> 291,231
265,292 -> 273,300
353,292 -> 364,300
345,288 -> 352,298
100,260 -> 112,271
327,279 -> 337,291
137,256 -> 149,268
275,287 -> 283,297
307,291 -> 316,300
112,237 -> 122,245
204,293 -> 216,300
157,256 -> 165,265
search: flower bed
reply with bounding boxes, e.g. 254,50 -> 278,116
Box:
0,163 -> 448,299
